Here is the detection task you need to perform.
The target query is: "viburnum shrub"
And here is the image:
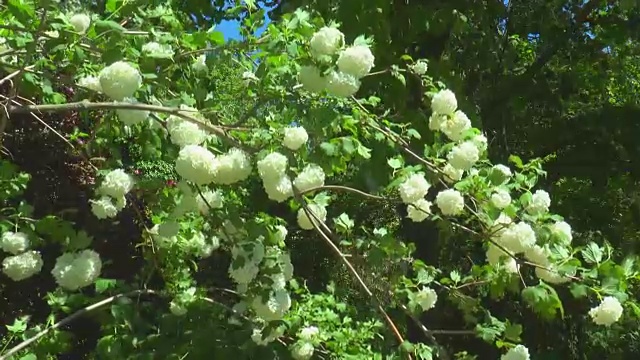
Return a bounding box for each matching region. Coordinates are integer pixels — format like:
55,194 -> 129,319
0,1 -> 638,359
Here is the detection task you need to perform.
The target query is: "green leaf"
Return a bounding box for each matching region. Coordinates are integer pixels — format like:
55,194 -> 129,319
94,19 -> 126,33
503,323 -> 522,342
581,242 -> 603,264
19,354 -> 37,360
357,144 -> 372,159
334,213 -> 355,231
387,157 -> 403,169
508,155 -> 524,169
8,0 -> 35,22
105,0 -> 119,12
569,283 -> 589,298
95,278 -> 117,294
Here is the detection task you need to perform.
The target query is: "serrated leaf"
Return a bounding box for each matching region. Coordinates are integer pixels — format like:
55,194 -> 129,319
581,242 -> 603,264
508,155 -> 523,169
387,157 -> 403,169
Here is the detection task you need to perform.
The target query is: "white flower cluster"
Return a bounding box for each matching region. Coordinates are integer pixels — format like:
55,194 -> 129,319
141,41 -> 174,59
435,189 -> 465,216
2,251 -> 43,281
407,198 -> 432,222
195,189 -> 224,215
52,249 -> 102,290
447,141 -> 480,170
550,221 -> 572,246
309,27 -> 344,58
91,169 -> 134,219
325,70 -> 361,97
77,75 -> 102,92
411,60 -> 428,75
297,203 -> 328,230
258,152 -> 293,202
69,13 -> 91,33
283,126 -> 309,150
486,244 -> 518,274
175,145 -> 217,185
293,164 -> 325,193
291,341 -> 315,360
501,345 -> 530,360
336,45 -> 375,78
98,61 -> 142,100
116,97 -> 149,126
588,296 -> 623,326
1,231 -> 30,255
192,54 -> 207,73
415,287 -> 438,312
212,148 -> 252,185
166,106 -> 210,147
526,189 -> 551,215
491,188 -> 511,209
398,173 -> 431,204
442,163 -> 463,183
298,66 -> 326,93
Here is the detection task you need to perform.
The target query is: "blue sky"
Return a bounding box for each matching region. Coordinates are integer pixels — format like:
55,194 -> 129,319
216,9 -> 271,41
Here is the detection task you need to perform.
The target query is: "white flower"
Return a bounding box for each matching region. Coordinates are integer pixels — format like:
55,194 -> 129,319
298,66 -> 326,93
77,75 -> 102,92
274,225 -> 288,243
472,133 -> 488,152
309,26 -> 344,58
116,98 -> 149,126
283,126 -> 309,150
486,244 -> 518,273
501,345 -> 530,360
99,61 -> 142,100
293,164 -> 325,193
69,14 -> 91,33
441,110 -> 471,141
280,253 -> 294,280
291,341 -> 314,360
257,152 -> 289,181
263,175 -> 294,202
415,287 -> 438,311
175,145 -> 218,185
297,203 -> 327,230
411,60 -> 428,75
428,113 -> 447,131
192,54 -> 207,73
492,164 -> 512,181
212,148 -> 252,185
527,190 -> 551,215
252,289 -> 291,321
336,45 -> 375,78
2,251 -> 43,281
141,41 -> 174,58
398,173 -> 431,205
524,244 -> 550,265
535,266 -> 572,284
90,196 -> 122,219
551,221 -> 572,245
229,261 -> 260,285
166,112 -> 208,147
325,71 -> 360,97
435,189 -> 464,216
491,213 -> 513,236
498,222 -> 536,254
195,189 -> 223,214
447,141 -> 480,171
98,169 -> 134,198
170,301 -> 188,316
431,89 -> 457,115
52,250 -> 102,290
299,326 -> 320,341
442,163 -> 463,183
589,296 -> 623,326
407,198 -> 432,222
1,231 -> 30,255
491,188 -> 511,209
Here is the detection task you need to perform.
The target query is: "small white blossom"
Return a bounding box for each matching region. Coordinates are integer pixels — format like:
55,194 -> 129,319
527,189 -> 551,215
428,113 -> 447,131
298,65 -> 326,93
491,188 -> 511,209
415,287 -> 438,311
498,222 -> 536,254
442,163 -> 463,183
77,75 -> 102,92
141,41 -> 174,58
501,345 -> 530,360
116,98 -> 149,126
551,221 -> 572,245
257,152 -> 289,181
293,164 -> 325,193
472,133 -> 488,152
175,145 -> 218,185
325,71 -> 361,97
91,196 -> 120,219
336,45 -> 375,78
435,189 -> 464,216
407,198 -> 432,222
69,14 -> 91,33
99,61 -> 142,100
166,110 -> 209,148
447,141 -> 480,171
196,189 -> 224,214
411,60 -> 428,75
398,173 -> 431,205
98,169 -> 134,198
52,250 -> 102,290
486,244 -> 518,273
192,54 -> 207,73
1,231 -> 30,255
291,341 -> 314,360
264,175 -> 294,202
441,110 -> 471,141
431,89 -> 457,115
2,251 -> 43,281
283,126 -> 309,150
492,164 -> 512,182
299,326 -> 320,341
212,148 -> 252,185
242,71 -> 259,84
589,296 -> 623,326
309,26 -> 344,58
297,203 -> 327,230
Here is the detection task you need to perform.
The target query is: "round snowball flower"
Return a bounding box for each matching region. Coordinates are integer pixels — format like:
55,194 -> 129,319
166,115 -> 208,148
293,164 -> 325,193
299,326 -> 320,341
52,250 -> 102,290
441,110 -> 472,141
175,145 -> 218,185
77,75 -> 102,92
298,66 -> 326,93
325,71 -> 361,97
1,231 -> 30,255
442,163 -> 463,183
407,199 -> 432,222
98,169 -> 134,198
551,221 -> 572,245
589,296 -> 623,326
472,133 -> 488,152
501,345 -> 530,360
90,196 -> 120,219
398,173 -> 431,205
486,244 -> 518,273
491,188 -> 511,209
141,41 -> 174,58
527,189 -> 551,215
431,89 -> 457,115
498,222 -> 536,254
297,203 -> 327,230
69,14 -> 91,33
212,148 -> 252,185
492,164 -> 512,183
195,189 -> 224,214
264,175 -> 294,202
411,60 -> 428,75
116,98 -> 149,126
336,45 -> 375,78
99,61 -> 142,100
257,152 -> 289,181
291,341 -> 314,360
415,287 -> 438,311
436,189 -> 464,216
447,141 -> 480,171
283,126 -> 309,150
2,251 -> 43,281
309,26 -> 344,58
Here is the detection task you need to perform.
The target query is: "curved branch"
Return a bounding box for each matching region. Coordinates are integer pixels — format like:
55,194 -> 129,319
301,185 -> 387,201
